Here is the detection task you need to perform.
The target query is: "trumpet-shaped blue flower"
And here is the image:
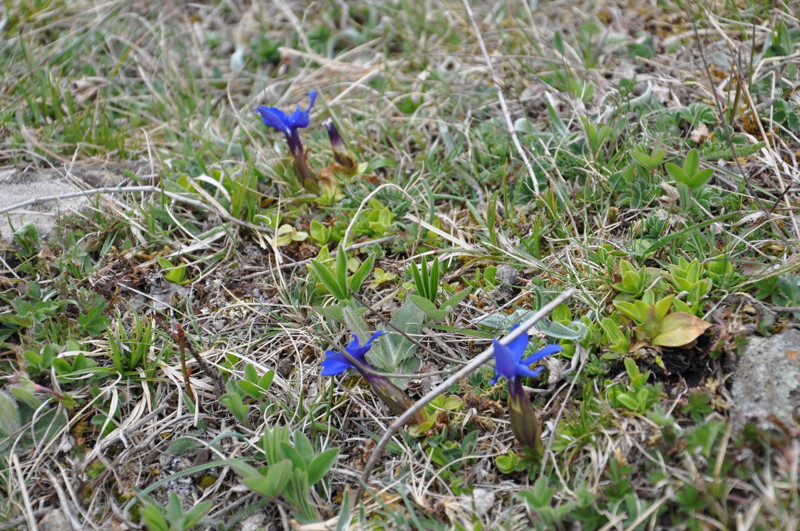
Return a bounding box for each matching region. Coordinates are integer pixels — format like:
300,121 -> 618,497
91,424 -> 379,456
321,330 -> 384,376
256,91 -> 317,158
255,91 -> 320,192
490,325 -> 562,386
491,324 -> 562,451
321,330 -> 425,424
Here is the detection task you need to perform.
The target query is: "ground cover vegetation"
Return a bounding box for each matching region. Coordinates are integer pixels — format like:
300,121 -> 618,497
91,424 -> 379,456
1,0 -> 799,528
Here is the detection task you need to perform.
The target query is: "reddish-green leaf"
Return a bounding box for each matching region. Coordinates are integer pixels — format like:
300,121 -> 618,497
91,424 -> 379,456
651,313 -> 711,347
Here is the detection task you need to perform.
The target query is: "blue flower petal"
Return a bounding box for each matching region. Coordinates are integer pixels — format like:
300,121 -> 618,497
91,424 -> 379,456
322,330 -> 384,377
255,91 -> 317,137
362,330 -> 384,348
255,106 -> 292,135
490,327 -> 561,386
515,365 -> 545,379
492,338 -> 518,382
346,330 -> 385,358
320,351 -> 354,376
287,91 -> 317,128
521,344 -> 563,365
506,329 -> 530,363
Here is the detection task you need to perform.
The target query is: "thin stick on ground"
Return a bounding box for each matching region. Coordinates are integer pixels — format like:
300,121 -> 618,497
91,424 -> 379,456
352,288 -> 575,506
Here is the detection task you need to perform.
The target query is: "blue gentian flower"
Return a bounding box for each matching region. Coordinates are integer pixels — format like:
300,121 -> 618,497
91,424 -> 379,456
490,326 -> 563,386
256,91 -> 317,158
320,331 -> 384,376
321,330 -> 425,424
255,91 -> 319,192
491,324 -> 562,451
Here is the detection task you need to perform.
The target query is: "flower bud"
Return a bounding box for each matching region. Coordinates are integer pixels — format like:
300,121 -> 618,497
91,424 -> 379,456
323,119 -> 357,172
507,380 -> 541,451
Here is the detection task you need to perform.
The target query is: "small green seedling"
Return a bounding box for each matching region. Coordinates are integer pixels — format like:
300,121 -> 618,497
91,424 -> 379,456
665,149 -> 714,191
667,258 -> 712,315
613,291 -> 711,347
139,492 -> 214,531
238,426 -> 339,522
309,246 -> 375,303
407,251 -> 473,321
631,145 -> 666,173
612,260 -> 661,300
581,117 -> 612,159
275,224 -> 309,247
606,358 -> 663,413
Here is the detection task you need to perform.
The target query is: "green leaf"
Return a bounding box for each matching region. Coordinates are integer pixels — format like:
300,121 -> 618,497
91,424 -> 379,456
618,260 -> 636,276
613,300 -> 643,323
672,299 -> 693,314
52,358 -> 73,375
314,305 -> 348,322
243,460 -> 292,498
641,305 -> 661,338
654,295 -> 674,321
219,393 -> 250,425
537,320 -> 587,340
336,489 -> 351,531
167,437 -> 204,455
139,499 -> 169,531
294,432 -> 315,463
0,314 -> 33,327
600,318 -> 629,353
237,381 -> 264,400
651,313 -> 712,347
684,148 -> 700,176
309,221 -> 329,245
687,168 -> 714,190
182,500 -> 213,529
158,258 -> 187,285
335,248 -> 348,292
624,357 -> 642,381
10,386 -> 41,409
307,448 -> 339,485
310,259 -> 348,301
259,369 -> 275,390
631,150 -> 663,170
382,301 -> 424,364
411,260 -> 424,298
77,306 -> 109,336
519,476 -> 554,507
620,271 -> 643,293
429,257 -> 440,300
0,392 -> 20,437
409,294 -> 439,316
348,253 -> 376,294
440,287 -> 472,311
279,442 -> 306,470
496,450 -> 521,475
616,392 -> 639,410
664,162 -> 688,183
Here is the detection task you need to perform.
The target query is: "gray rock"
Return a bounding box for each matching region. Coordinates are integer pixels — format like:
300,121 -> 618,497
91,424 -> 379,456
731,328 -> 800,428
38,508 -> 73,531
0,162 -> 151,245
